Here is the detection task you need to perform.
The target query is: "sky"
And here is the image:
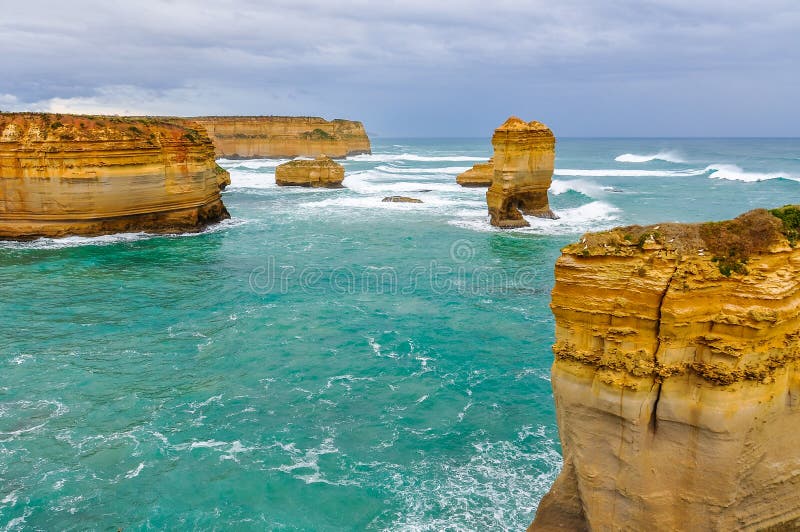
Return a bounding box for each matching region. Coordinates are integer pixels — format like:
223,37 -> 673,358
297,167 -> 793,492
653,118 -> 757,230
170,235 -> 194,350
1,0 -> 798,137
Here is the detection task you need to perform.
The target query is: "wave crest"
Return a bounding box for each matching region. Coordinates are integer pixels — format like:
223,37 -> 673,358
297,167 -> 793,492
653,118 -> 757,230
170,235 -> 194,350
615,151 -> 685,163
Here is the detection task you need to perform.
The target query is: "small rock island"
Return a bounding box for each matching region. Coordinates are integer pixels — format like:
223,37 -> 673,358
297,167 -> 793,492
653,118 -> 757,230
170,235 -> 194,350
275,155 -> 345,188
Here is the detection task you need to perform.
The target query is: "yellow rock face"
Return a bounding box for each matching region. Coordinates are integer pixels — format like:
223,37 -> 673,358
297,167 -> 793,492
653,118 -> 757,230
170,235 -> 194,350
0,113 -> 230,240
456,158 -> 494,187
486,117 -> 556,227
274,155 -> 345,188
191,116 -> 371,159
532,208 -> 800,531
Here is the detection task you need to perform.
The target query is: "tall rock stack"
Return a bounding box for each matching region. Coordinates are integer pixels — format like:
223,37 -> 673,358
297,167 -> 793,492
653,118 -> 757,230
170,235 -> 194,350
532,207 -> 800,531
486,117 -> 557,227
0,113 -> 230,240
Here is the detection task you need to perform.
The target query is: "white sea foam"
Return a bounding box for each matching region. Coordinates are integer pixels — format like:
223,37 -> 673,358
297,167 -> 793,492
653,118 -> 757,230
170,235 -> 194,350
449,201 -> 620,235
615,151 -> 686,163
348,153 -> 487,163
550,179 -> 608,197
0,218 -> 246,250
374,165 -> 471,175
555,168 -> 705,178
704,163 -> 797,182
217,158 -> 290,170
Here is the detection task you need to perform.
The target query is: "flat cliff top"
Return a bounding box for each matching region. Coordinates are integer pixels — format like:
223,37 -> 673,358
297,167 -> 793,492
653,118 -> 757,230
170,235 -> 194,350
0,112 -> 208,144
278,156 -> 343,168
495,116 -> 553,135
189,116 -> 364,125
567,206 -> 800,265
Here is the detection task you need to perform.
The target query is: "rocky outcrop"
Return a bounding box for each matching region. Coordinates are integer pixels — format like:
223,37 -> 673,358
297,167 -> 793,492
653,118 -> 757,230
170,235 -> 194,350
486,117 -> 556,227
456,158 -> 494,187
0,113 -> 230,240
275,155 -> 344,188
532,207 -> 800,531
191,116 -> 371,159
382,196 -> 422,203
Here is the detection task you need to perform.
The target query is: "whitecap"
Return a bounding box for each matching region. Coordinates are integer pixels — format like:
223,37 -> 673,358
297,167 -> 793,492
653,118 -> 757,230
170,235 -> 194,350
374,165 -> 471,175
704,163 -> 797,182
615,151 -> 685,163
348,153 -> 488,163
449,201 -> 620,235
550,179 -> 608,197
555,168 -> 705,178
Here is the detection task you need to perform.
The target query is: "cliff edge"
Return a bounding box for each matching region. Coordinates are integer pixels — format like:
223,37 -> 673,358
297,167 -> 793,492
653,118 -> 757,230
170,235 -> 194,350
0,113 -> 230,239
191,116 -> 371,159
532,207 -> 800,531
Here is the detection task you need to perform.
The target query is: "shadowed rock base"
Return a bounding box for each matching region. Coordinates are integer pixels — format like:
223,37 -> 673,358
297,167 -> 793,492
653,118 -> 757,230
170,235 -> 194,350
0,199 -> 229,240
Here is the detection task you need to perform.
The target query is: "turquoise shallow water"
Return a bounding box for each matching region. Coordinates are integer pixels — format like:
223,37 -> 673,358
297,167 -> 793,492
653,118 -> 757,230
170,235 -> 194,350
1,137 -> 799,530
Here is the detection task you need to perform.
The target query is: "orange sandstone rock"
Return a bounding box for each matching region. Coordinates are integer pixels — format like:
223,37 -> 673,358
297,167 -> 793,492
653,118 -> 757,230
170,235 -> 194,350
191,116 -> 371,159
532,207 -> 800,531
486,117 -> 556,227
456,158 -> 494,187
0,113 -> 230,240
274,155 -> 345,188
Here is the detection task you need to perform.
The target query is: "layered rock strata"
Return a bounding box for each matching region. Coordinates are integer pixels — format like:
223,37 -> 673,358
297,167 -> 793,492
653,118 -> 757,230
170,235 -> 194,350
274,155 -> 345,188
191,116 -> 371,159
0,113 -> 230,240
456,158 -> 494,187
382,196 -> 422,203
486,117 -> 556,227
532,207 -> 800,531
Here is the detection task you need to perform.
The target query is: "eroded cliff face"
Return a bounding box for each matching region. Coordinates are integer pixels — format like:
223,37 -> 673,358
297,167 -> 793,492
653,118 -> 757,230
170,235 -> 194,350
0,113 -> 230,239
275,155 -> 345,188
191,116 -> 371,159
487,117 -> 556,227
532,207 -> 800,531
456,158 -> 494,187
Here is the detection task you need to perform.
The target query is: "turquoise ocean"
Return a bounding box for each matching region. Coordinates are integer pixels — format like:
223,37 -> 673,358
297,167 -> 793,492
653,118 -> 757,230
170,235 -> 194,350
1,138 -> 799,530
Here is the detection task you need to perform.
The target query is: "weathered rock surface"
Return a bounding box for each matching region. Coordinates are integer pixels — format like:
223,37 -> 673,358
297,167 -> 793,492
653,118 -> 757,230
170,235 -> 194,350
382,196 -> 422,203
486,117 -> 556,227
191,116 -> 371,159
456,158 -> 494,187
532,207 -> 800,531
0,113 -> 230,240
274,155 -> 345,188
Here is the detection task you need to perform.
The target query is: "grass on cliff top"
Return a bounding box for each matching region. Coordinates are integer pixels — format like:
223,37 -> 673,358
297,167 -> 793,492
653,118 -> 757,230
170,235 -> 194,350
574,207 -> 799,276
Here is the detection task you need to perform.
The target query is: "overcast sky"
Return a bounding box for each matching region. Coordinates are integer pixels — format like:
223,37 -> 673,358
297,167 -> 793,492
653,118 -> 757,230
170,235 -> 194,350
1,0 -> 798,136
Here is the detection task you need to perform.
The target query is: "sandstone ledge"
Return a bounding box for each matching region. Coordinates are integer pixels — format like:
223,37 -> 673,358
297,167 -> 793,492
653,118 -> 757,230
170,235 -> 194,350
275,155 -> 345,188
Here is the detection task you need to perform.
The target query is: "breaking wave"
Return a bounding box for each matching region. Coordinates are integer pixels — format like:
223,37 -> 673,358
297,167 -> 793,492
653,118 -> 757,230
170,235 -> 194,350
615,151 -> 685,163
348,153 -> 488,163
704,164 -> 797,182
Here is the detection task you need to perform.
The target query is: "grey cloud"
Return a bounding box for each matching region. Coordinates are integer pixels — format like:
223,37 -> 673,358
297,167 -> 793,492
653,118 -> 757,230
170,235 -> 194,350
0,0 -> 797,135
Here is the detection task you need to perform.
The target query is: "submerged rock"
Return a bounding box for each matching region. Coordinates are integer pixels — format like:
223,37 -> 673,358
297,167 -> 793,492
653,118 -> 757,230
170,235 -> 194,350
275,155 -> 345,188
190,116 -> 371,159
532,207 -> 800,531
382,196 -> 422,203
0,112 -> 230,240
486,117 -> 557,227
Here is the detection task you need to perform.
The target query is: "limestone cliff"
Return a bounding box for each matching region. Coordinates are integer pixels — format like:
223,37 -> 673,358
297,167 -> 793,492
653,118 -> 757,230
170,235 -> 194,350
532,207 -> 800,531
0,113 -> 230,239
275,155 -> 345,188
191,116 -> 371,159
487,117 -> 556,227
456,158 -> 494,187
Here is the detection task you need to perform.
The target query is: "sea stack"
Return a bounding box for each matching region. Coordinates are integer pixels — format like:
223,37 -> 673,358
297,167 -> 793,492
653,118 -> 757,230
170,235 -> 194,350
0,113 -> 230,240
191,116 -> 371,159
532,207 -> 800,531
275,155 -> 345,188
456,158 -> 494,187
486,117 -> 556,227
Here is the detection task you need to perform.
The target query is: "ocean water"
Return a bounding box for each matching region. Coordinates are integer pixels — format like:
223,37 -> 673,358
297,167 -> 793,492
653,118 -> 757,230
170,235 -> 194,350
1,137 -> 799,530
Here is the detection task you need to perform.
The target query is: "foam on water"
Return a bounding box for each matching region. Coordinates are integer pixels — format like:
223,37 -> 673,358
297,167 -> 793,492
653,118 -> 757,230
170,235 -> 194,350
550,179 -> 607,197
704,163 -> 797,182
449,201 -> 621,235
374,165 -> 471,175
348,153 -> 488,163
615,151 -> 685,163
0,218 -> 247,250
555,168 -> 705,178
